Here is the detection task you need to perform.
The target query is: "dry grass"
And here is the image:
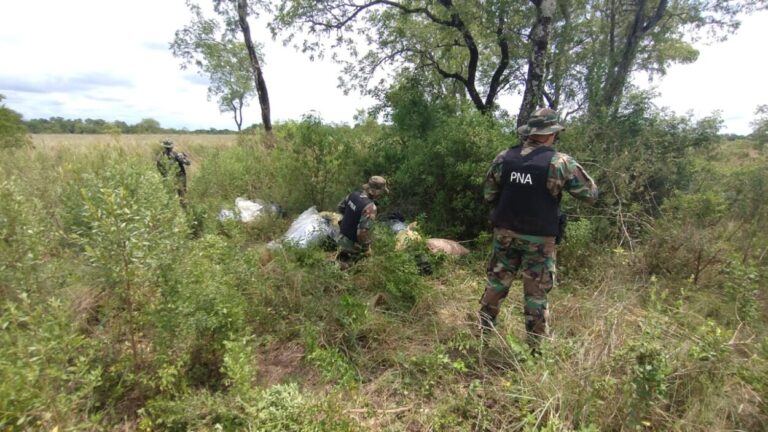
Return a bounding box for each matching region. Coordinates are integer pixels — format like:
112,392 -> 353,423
31,133 -> 237,155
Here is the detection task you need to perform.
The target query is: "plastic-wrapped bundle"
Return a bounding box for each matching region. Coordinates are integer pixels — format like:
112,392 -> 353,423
395,222 -> 422,251
270,207 -> 338,249
218,197 -> 283,223
387,220 -> 408,233
425,238 -> 470,256
382,212 -> 408,233
218,209 -> 237,221
235,197 -> 267,222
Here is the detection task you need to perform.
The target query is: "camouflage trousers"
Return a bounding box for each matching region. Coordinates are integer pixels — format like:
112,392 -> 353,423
176,179 -> 188,209
480,228 -> 556,347
335,234 -> 365,269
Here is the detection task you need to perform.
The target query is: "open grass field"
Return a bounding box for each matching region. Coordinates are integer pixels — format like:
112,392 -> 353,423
31,133 -> 237,152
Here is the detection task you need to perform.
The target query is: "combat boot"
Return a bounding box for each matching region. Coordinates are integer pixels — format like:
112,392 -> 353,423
478,309 -> 497,335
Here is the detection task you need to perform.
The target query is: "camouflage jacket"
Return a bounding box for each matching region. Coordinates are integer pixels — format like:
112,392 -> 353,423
156,150 -> 191,178
336,192 -> 378,252
484,141 -> 598,243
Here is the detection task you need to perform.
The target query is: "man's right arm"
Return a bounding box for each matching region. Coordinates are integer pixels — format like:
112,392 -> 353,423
156,154 -> 168,176
483,151 -> 507,205
337,195 -> 349,214
356,203 -> 377,253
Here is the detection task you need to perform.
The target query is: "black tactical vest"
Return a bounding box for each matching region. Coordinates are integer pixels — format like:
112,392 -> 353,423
492,145 -> 560,236
340,191 -> 373,242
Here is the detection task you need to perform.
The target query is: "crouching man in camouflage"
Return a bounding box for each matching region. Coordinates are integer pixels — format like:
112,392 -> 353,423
335,176 -> 390,268
156,139 -> 191,208
479,108 -> 598,353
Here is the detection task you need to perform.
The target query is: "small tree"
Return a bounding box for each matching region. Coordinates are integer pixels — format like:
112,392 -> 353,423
750,104 -> 768,148
173,1 -> 272,136
0,94 -> 30,149
172,4 -> 257,131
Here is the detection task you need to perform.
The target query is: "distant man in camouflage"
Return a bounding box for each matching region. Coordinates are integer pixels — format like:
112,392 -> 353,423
156,139 -> 191,207
479,108 -> 598,352
336,176 -> 390,267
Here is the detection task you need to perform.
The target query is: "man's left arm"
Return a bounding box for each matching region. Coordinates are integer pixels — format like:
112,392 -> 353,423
337,195 -> 349,214
356,203 -> 377,253
548,153 -> 598,204
176,152 -> 191,166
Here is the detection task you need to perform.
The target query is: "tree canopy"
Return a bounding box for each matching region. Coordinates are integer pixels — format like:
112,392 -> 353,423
272,0 -> 767,120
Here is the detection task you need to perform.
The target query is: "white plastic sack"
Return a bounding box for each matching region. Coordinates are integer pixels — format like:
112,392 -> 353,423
235,197 -> 266,222
387,220 -> 408,233
218,209 -> 236,221
279,206 -> 335,248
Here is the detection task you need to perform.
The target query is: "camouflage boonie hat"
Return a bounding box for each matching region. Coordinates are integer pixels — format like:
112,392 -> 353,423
528,108 -> 564,136
162,139 -> 174,148
517,124 -> 531,139
366,176 -> 390,194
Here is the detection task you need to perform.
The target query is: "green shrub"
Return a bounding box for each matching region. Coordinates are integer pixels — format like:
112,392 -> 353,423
0,179 -> 48,298
273,115 -> 361,212
0,94 -> 30,149
149,234 -> 254,393
0,296 -> 101,431
369,107 -> 506,237
139,384 -> 357,431
58,157 -> 190,412
353,227 -> 428,310
644,191 -> 731,287
303,324 -> 360,386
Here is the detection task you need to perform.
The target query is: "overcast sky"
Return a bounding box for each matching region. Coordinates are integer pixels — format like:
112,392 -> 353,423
1,1 -> 766,134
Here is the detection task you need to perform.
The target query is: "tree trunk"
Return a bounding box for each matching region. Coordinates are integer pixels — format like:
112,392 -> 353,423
518,0 -> 556,127
600,0 -> 668,111
236,0 -> 273,142
230,99 -> 243,131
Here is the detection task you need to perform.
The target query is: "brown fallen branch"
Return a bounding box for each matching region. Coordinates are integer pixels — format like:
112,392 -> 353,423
345,406 -> 413,414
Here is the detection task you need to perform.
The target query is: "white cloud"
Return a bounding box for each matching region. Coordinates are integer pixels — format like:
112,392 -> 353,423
0,1 -> 765,133
639,10 -> 768,134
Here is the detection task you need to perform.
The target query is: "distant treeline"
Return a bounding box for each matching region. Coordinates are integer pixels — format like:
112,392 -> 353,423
23,117 -> 235,135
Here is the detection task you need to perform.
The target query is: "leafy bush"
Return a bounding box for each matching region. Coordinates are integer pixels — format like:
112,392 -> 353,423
0,296 -> 101,431
0,94 -> 30,149
561,91 -> 721,241
153,234 -> 251,390
369,105 -> 507,237
0,179 -> 48,298
644,191 -> 731,287
353,227 -> 429,310
139,384 -> 356,431
56,157 -> 192,414
273,115 -> 363,212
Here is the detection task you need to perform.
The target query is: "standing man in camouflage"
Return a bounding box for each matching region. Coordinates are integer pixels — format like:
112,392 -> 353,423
156,139 -> 191,208
336,176 -> 390,268
479,108 -> 598,353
